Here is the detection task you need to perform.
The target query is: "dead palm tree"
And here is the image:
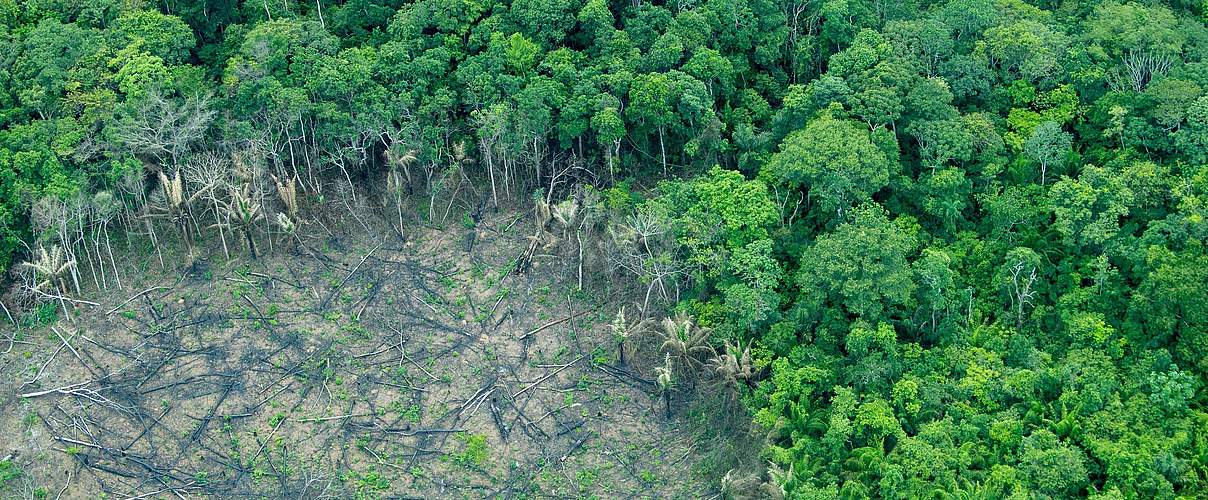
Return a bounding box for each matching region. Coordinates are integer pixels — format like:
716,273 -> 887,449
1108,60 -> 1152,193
520,194 -> 556,271
764,462 -> 792,500
550,197 -> 579,238
271,173 -> 299,218
385,146 -> 418,187
720,469 -> 763,500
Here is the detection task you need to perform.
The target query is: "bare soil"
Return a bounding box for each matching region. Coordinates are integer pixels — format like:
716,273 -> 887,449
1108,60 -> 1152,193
0,207 -> 726,498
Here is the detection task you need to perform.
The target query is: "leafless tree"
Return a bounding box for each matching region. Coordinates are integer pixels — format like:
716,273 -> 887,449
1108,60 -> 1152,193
185,151 -> 234,259
31,197 -> 82,294
608,204 -> 691,314
1006,259 -> 1038,330
1107,49 -> 1177,92
115,165 -> 165,270
109,90 -> 215,170
91,191 -> 122,290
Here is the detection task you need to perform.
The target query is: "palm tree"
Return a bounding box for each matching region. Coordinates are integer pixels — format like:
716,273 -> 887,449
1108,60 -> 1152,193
155,169 -> 203,262
764,461 -> 793,500
655,353 -> 674,419
843,438 -> 887,485
659,312 -> 716,373
941,477 -> 1000,500
550,197 -> 579,239
707,339 -> 754,397
18,245 -> 77,318
719,469 -> 763,500
271,173 -> 299,218
609,306 -> 651,366
216,183 -> 265,259
384,146 -> 417,234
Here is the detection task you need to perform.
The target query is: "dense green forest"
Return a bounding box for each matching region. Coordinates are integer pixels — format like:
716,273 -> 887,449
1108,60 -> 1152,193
2,0 -> 1208,497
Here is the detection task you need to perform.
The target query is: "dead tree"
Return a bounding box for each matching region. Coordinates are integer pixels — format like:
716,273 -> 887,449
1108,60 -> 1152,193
91,191 -> 122,290
115,166 -> 165,270
185,151 -> 234,259
108,90 -> 214,170
608,204 -> 690,315
31,197 -> 82,294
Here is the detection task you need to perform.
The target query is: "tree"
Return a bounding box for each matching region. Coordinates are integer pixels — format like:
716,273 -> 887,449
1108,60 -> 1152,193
111,10 -> 195,64
1019,430 -> 1089,497
913,248 -> 957,334
1082,1 -> 1185,92
627,72 -> 675,174
908,118 -> 973,173
1132,247 -> 1208,377
763,108 -> 893,216
15,245 -> 77,319
1049,165 -> 1133,251
917,167 -> 970,232
981,19 -> 1067,84
798,203 -> 918,320
108,90 -> 214,170
659,312 -> 715,374
591,104 -> 625,179
1023,121 -> 1071,186
997,247 -> 1041,330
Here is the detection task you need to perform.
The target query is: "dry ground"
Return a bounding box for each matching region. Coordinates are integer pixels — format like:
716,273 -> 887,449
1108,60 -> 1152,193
0,206 -> 739,498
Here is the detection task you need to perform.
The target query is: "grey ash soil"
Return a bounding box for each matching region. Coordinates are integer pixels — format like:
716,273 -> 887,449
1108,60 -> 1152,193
0,209 -> 731,498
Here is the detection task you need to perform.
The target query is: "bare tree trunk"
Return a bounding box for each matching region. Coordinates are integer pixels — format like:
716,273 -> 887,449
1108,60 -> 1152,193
212,198 -> 230,260
245,230 -> 258,260
340,164 -> 357,203
81,227 -> 101,291
659,127 -> 667,176
396,184 -> 404,237
483,138 -> 498,208
441,175 -> 463,223
576,229 -> 584,291
145,217 -> 165,270
104,224 -> 121,289
92,228 -> 107,290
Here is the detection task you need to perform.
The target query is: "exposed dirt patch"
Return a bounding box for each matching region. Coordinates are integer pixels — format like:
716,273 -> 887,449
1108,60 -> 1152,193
0,209 -> 719,498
